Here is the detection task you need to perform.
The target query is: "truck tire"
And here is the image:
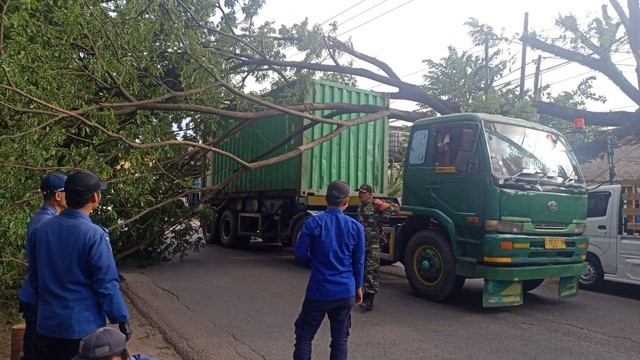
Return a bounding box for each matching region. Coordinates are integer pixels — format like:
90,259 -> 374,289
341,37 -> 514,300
219,210 -> 250,248
522,279 -> 544,292
203,213 -> 220,244
290,216 -> 308,250
579,253 -> 604,290
404,230 -> 464,302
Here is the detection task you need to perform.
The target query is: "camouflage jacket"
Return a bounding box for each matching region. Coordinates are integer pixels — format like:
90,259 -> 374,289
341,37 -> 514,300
357,198 -> 400,242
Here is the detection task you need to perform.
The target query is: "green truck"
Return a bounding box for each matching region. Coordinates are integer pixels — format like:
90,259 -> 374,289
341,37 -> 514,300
206,80 -> 390,249
397,113 -> 588,306
206,81 -> 589,307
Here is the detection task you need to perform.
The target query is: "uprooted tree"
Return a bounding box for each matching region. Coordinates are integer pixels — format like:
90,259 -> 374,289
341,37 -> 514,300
1,0 -> 639,298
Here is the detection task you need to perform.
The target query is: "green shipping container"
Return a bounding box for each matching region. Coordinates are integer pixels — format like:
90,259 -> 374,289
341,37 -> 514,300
210,80 -> 389,196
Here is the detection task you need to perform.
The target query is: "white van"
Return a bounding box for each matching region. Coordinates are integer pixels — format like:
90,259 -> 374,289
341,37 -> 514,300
581,184 -> 640,289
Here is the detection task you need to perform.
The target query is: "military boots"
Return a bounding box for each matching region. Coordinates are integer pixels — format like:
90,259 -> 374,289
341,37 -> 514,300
360,292 -> 375,310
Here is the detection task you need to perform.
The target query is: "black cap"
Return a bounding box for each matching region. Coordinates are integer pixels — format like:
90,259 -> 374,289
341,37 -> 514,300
72,327 -> 126,360
326,180 -> 350,202
358,184 -> 373,194
65,170 -> 107,195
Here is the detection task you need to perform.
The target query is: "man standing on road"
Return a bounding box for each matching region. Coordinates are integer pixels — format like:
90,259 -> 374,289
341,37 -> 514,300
293,180 -> 365,360
19,173 -> 67,360
29,170 -> 131,360
357,184 -> 399,310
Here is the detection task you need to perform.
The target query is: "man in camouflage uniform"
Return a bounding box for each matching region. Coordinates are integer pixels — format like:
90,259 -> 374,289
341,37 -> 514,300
357,184 -> 399,310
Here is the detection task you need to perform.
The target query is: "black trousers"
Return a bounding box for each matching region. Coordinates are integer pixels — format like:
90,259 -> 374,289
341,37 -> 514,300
18,300 -> 37,360
37,334 -> 80,360
293,296 -> 353,360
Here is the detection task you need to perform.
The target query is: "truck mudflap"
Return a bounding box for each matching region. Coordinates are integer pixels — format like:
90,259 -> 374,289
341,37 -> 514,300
483,280 -> 524,307
482,275 -> 580,307
480,263 -> 585,307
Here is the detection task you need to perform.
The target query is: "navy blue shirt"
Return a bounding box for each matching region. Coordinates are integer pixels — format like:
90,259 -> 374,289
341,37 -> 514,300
18,203 -> 57,304
294,207 -> 365,301
28,208 -> 129,339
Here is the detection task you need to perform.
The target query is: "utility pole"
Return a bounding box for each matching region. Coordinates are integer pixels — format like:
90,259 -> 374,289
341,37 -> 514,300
484,34 -> 490,96
533,55 -> 542,101
519,12 -> 529,99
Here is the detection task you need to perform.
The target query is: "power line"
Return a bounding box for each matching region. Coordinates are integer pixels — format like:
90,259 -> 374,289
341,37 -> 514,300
338,0 -> 414,36
320,0 -> 368,25
336,0 -> 389,28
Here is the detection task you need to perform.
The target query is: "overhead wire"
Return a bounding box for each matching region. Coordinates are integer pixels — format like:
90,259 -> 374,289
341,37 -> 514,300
338,0 -> 415,36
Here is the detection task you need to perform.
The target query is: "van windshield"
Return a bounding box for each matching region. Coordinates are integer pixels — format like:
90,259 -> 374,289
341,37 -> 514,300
483,120 -> 584,191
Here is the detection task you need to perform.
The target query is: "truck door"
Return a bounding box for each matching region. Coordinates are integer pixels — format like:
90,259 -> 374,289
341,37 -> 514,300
586,189 -> 616,273
404,122 -> 484,245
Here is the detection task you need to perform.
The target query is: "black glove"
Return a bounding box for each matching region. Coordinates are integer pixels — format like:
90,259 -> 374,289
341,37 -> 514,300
119,321 -> 133,341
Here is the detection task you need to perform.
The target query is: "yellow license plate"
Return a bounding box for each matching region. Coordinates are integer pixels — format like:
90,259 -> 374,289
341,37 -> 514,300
545,237 -> 566,249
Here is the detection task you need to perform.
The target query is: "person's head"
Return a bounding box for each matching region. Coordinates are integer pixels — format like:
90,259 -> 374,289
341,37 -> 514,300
39,173 -> 67,212
357,184 -> 373,202
64,170 -> 107,211
325,180 -> 351,209
72,327 -> 130,360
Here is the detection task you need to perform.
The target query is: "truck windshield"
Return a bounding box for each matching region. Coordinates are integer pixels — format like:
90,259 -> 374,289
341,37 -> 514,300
484,120 -> 584,192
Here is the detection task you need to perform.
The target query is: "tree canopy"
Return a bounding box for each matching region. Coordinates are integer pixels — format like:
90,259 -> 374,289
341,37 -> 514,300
1,0 -> 639,299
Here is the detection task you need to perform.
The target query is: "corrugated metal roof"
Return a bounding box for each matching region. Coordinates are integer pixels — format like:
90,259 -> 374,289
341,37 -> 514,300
580,137 -> 640,184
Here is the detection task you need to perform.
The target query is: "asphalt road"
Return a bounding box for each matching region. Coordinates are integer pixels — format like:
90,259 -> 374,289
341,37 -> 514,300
121,242 -> 640,360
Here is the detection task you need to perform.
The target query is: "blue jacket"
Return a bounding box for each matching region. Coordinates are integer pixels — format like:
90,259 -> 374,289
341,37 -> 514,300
28,208 -> 129,339
294,207 -> 365,301
18,203 -> 57,304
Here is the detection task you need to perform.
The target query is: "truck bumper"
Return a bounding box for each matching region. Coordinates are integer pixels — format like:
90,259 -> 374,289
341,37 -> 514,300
475,262 -> 587,281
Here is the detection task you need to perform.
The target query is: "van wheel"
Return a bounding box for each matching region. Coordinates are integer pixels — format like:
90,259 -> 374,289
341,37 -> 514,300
219,210 -> 250,248
404,230 -> 463,302
579,253 -> 604,290
523,279 -> 544,292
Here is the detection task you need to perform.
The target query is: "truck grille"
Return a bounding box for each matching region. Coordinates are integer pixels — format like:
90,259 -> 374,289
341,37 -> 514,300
532,223 -> 566,230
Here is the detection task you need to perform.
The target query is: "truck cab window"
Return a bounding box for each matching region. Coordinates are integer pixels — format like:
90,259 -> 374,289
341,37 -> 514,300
432,126 -> 464,167
587,191 -> 611,218
408,129 -> 429,165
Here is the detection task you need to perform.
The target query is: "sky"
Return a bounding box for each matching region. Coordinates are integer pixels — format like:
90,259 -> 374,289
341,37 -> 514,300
255,0 -> 638,115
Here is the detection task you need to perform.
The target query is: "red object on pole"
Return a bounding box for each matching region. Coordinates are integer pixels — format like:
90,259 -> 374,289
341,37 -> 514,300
573,117 -> 585,129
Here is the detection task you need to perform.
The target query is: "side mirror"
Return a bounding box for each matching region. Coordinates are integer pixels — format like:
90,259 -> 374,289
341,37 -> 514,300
455,129 -> 478,172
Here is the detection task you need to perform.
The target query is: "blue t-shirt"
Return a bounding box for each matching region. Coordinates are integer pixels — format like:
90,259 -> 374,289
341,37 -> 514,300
294,207 -> 365,301
28,208 -> 129,339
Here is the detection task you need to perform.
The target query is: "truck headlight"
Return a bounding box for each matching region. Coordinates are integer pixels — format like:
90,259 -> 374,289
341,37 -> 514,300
574,223 -> 586,234
484,220 -> 524,233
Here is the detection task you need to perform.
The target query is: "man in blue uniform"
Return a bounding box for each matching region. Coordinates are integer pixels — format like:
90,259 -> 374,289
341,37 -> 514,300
293,180 -> 365,360
18,173 -> 67,360
28,170 -> 131,360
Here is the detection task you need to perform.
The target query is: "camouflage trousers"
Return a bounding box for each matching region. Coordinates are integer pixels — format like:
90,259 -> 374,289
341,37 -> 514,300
363,241 -> 381,294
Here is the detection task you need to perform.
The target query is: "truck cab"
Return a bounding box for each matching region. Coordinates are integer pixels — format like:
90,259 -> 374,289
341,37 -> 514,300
581,184 -> 640,289
395,113 -> 589,307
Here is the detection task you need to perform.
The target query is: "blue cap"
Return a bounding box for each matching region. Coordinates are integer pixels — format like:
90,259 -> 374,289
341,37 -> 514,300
72,327 -> 126,359
40,173 -> 67,194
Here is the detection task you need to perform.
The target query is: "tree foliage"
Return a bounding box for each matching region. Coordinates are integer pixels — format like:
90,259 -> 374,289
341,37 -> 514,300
2,0 -> 640,302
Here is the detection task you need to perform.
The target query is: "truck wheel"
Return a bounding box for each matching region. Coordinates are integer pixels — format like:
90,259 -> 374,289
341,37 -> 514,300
219,210 -> 250,248
579,253 -> 604,290
203,213 -> 220,245
290,216 -> 308,250
523,279 -> 544,292
404,230 -> 463,302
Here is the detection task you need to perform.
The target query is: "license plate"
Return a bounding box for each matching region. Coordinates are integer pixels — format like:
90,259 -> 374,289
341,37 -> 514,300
545,237 -> 566,249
